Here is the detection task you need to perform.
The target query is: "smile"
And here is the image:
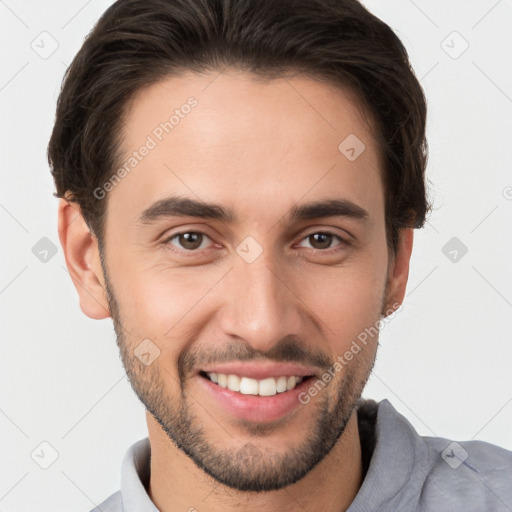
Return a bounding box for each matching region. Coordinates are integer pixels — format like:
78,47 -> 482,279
197,368 -> 316,423
203,371 -> 309,396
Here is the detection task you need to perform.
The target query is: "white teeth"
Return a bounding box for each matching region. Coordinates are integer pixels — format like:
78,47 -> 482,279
240,377 -> 259,395
217,373 -> 227,388
205,373 -> 306,396
227,374 -> 240,392
258,377 -> 277,396
276,376 -> 287,393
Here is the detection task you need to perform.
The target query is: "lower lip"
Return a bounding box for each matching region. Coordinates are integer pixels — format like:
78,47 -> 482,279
198,375 -> 312,423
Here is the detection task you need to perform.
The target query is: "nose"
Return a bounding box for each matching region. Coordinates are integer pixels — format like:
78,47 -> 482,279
217,248 -> 304,353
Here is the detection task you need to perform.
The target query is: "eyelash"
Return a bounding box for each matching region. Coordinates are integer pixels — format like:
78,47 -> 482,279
162,230 -> 349,255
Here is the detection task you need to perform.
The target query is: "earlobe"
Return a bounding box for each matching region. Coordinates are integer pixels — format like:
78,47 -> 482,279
383,228 -> 414,316
57,198 -> 111,320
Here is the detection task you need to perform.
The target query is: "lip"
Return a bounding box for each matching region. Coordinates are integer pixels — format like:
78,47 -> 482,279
197,372 -> 313,423
198,362 -> 318,380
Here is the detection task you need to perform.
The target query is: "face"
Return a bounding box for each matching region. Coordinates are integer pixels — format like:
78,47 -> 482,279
96,69 -> 397,491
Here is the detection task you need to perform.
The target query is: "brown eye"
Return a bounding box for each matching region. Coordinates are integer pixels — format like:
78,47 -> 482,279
167,231 -> 212,251
298,232 -> 346,251
309,233 -> 333,249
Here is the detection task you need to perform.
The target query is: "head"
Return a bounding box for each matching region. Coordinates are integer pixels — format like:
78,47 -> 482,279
50,0 -> 430,493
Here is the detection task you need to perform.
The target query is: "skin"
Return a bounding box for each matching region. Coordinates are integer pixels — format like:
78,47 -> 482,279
58,69 -> 413,512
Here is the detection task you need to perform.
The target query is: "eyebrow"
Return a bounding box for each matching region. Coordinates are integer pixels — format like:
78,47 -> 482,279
136,196 -> 369,225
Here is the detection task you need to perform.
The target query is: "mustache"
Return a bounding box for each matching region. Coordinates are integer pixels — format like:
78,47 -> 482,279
178,336 -> 333,382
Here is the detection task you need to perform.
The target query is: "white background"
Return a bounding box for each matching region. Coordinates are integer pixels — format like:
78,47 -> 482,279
0,1 -> 511,511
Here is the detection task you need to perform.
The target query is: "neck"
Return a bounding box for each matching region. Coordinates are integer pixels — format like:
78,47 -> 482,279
147,410 -> 363,512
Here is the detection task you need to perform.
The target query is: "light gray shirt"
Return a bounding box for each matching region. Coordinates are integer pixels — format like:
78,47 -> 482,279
90,399 -> 512,511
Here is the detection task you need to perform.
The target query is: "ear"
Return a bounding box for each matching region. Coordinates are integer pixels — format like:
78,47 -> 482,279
57,198 -> 111,320
383,228 -> 414,316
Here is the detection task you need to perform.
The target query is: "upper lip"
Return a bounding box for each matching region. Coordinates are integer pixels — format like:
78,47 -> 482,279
198,362 -> 318,380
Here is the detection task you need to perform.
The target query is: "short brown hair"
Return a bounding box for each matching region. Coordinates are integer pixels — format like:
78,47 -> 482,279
48,0 -> 430,254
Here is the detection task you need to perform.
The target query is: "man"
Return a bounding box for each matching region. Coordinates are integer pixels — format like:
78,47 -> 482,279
48,0 -> 512,510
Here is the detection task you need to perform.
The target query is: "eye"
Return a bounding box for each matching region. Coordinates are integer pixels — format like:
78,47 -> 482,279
163,229 -> 348,255
297,232 -> 347,251
165,231 -> 213,252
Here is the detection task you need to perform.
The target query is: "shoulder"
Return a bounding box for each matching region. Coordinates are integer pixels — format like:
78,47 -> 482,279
357,398 -> 512,511
418,435 -> 512,510
89,490 -> 122,512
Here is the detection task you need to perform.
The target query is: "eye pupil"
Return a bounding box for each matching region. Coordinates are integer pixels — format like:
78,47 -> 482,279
180,232 -> 202,250
310,233 -> 332,249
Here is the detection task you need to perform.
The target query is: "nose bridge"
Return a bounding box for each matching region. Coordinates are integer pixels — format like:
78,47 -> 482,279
219,246 -> 302,351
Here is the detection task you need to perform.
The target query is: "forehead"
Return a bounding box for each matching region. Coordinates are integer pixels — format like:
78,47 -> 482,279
109,69 -> 384,228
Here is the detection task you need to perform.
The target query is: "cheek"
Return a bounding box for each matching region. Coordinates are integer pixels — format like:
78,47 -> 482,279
301,258 -> 387,333
109,259 -> 225,348
294,269 -> 386,387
